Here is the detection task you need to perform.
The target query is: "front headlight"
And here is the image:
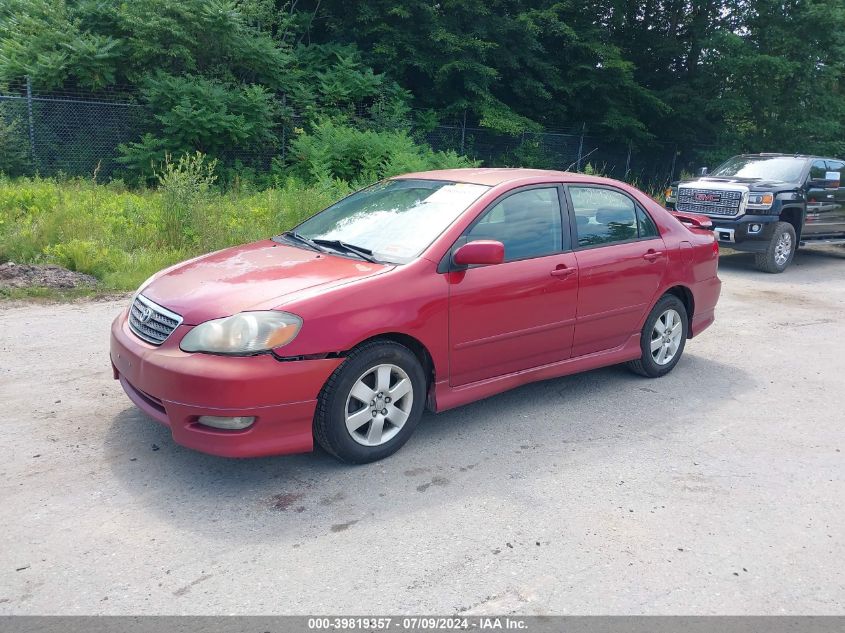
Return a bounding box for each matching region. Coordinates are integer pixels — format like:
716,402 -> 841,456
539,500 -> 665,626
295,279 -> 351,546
747,192 -> 774,208
665,186 -> 677,203
180,311 -> 303,355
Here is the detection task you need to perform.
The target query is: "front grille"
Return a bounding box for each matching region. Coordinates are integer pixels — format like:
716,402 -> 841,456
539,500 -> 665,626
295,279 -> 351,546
128,295 -> 182,345
676,187 -> 745,217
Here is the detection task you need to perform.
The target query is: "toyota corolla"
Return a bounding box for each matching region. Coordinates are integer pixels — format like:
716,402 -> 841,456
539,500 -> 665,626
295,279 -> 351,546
110,169 -> 721,463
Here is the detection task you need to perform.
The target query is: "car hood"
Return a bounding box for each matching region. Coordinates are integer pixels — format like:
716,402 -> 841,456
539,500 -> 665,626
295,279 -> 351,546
680,176 -> 796,189
141,240 -> 391,324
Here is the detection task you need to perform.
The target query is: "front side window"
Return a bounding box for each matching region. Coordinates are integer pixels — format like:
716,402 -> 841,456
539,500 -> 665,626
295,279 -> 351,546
292,179 -> 490,263
465,187 -> 563,261
809,160 -> 828,181
570,186 -> 640,246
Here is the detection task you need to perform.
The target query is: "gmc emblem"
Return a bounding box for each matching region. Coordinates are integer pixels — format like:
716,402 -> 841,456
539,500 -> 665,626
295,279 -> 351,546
695,192 -> 721,202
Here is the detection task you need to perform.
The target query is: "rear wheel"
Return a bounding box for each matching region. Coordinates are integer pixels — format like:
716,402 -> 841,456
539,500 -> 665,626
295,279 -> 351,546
755,221 -> 796,273
313,340 -> 426,463
627,294 -> 688,378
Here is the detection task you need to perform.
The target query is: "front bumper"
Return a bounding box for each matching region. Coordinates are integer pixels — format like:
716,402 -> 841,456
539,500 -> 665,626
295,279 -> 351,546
703,215 -> 779,253
110,310 -> 343,457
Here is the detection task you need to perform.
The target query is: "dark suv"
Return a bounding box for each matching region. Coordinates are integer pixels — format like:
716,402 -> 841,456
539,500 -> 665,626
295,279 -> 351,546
665,154 -> 845,272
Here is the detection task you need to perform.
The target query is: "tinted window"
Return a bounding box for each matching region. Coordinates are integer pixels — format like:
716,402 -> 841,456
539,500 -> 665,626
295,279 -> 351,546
467,188 -> 562,261
570,187 -> 638,246
827,161 -> 845,182
809,160 -> 828,181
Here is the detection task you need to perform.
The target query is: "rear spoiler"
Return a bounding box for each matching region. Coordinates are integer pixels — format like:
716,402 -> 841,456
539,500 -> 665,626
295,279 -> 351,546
671,211 -> 713,229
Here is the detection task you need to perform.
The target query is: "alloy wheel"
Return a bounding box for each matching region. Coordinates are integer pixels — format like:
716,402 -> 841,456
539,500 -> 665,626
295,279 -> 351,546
344,363 -> 414,447
774,232 -> 793,266
650,308 -> 683,366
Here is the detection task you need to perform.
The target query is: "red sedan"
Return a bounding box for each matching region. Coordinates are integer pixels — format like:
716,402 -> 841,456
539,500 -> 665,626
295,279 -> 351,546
110,169 -> 721,463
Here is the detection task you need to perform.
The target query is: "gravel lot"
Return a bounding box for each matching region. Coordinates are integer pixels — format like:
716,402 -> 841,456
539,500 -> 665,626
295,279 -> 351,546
1,247 -> 844,615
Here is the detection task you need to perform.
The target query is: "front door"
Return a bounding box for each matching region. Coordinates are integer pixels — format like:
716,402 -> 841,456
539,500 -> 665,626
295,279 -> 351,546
447,186 -> 579,387
804,159 -> 845,237
566,185 -> 668,357
825,160 -> 845,234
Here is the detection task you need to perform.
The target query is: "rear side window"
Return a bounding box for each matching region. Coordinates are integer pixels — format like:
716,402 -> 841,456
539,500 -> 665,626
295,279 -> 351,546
570,187 -> 639,246
827,160 -> 845,182
466,187 -> 563,261
637,206 -> 659,238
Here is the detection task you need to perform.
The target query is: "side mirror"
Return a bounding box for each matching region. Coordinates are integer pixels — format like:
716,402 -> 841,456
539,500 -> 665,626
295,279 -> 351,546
698,167 -> 709,177
453,240 -> 505,267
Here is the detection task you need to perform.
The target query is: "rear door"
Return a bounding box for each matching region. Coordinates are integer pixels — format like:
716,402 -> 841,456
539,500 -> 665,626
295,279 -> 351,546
566,185 -> 667,357
447,186 -> 579,386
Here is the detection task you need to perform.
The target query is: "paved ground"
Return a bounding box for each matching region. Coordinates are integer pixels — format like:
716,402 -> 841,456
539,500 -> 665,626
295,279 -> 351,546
1,247 -> 844,615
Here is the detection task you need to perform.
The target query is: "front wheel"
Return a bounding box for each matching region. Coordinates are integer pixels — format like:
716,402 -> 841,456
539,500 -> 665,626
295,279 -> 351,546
755,221 -> 796,273
627,294 -> 688,378
313,340 -> 427,463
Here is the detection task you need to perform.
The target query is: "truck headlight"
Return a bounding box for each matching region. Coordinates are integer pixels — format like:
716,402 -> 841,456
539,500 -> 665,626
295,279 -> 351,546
665,186 -> 677,203
747,193 -> 774,208
180,311 -> 302,355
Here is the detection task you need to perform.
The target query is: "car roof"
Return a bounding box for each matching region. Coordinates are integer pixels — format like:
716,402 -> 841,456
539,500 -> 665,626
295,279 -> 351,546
738,153 -> 833,160
392,168 -> 621,187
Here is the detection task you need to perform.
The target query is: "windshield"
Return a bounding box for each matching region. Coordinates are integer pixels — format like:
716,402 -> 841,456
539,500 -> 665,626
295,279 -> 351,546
710,156 -> 805,182
290,179 -> 490,263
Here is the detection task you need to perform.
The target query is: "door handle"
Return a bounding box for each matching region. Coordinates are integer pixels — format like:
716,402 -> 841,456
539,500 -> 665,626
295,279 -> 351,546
550,265 -> 576,278
642,250 -> 664,262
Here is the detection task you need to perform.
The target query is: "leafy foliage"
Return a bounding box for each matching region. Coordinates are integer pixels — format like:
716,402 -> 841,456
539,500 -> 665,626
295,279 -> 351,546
2,0 -> 845,179
0,0 -> 412,182
155,152 -> 218,248
0,103 -> 30,176
117,74 -> 278,181
289,120 -> 479,186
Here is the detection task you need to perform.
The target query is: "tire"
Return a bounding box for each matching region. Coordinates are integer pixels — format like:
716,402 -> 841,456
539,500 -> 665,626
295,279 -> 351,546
626,294 -> 688,378
313,340 -> 427,464
754,221 -> 796,273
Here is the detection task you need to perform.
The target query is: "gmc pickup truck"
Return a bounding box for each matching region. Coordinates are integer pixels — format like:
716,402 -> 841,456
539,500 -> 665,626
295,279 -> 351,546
665,153 -> 845,272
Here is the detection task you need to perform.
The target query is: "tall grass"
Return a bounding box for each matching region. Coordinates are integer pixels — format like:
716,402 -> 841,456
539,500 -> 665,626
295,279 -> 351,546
1,123 -> 478,293
1,143 -> 669,295
0,166 -> 349,291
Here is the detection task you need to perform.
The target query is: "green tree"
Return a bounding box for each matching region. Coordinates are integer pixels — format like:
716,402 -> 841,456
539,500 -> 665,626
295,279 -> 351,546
313,0 -> 666,139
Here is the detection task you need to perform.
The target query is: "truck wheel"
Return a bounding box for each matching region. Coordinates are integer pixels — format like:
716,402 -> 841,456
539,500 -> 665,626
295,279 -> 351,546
754,222 -> 796,273
313,340 -> 426,463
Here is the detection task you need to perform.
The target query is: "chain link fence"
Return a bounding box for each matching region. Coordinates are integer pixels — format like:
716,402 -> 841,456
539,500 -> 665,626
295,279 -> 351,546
425,124 -> 696,187
1,80 -> 710,188
0,80 -> 150,179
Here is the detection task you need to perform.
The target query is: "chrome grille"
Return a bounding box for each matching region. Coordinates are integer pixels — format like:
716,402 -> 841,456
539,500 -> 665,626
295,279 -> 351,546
676,187 -> 745,217
128,295 -> 182,345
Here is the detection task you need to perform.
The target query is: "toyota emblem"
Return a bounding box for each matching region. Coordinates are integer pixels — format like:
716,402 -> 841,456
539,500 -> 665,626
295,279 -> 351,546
139,306 -> 154,323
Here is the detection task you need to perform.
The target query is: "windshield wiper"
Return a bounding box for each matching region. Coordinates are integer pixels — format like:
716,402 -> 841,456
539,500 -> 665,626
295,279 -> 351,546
312,238 -> 380,263
277,231 -> 328,253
